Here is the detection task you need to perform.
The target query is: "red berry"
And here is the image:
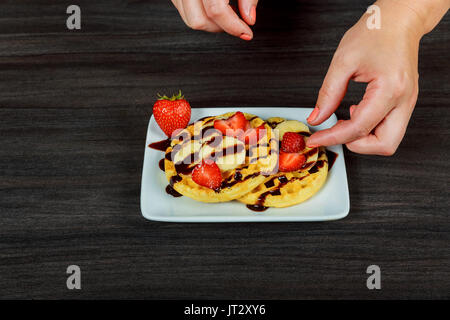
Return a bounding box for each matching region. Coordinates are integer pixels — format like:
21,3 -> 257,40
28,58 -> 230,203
191,160 -> 222,190
240,124 -> 266,144
153,91 -> 191,137
278,151 -> 306,172
213,111 -> 248,138
281,132 -> 305,153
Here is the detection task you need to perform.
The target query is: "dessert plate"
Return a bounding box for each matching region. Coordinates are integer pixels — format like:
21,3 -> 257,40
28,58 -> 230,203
141,107 -> 349,222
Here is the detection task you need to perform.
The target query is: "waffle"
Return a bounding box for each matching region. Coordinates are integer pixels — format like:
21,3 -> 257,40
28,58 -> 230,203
164,112 -> 279,202
238,147 -> 329,208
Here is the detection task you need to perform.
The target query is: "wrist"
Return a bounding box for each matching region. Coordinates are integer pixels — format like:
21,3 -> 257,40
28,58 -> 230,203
374,0 -> 426,39
375,0 -> 449,36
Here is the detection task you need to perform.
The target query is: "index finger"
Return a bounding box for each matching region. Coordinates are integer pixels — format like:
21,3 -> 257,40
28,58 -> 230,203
306,81 -> 396,147
202,0 -> 253,40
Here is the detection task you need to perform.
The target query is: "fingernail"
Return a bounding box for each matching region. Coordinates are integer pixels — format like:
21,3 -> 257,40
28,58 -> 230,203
240,33 -> 252,41
350,106 -> 355,117
307,144 -> 321,148
307,107 -> 320,124
250,6 -> 256,25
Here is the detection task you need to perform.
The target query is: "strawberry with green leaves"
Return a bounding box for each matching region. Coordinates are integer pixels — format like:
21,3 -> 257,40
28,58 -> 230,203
153,91 -> 191,137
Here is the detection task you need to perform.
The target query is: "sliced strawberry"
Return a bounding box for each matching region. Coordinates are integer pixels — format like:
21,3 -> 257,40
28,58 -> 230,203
240,124 -> 266,144
278,151 -> 306,172
191,160 -> 222,190
213,111 -> 248,137
281,132 -> 306,153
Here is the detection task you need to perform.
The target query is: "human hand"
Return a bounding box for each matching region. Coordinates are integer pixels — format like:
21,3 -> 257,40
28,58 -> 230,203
306,1 -> 427,155
170,0 -> 258,40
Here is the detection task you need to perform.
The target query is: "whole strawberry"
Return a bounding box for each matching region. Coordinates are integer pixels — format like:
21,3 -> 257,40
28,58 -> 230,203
153,91 -> 191,137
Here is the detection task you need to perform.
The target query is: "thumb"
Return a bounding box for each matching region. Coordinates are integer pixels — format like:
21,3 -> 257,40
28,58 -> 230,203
306,80 -> 395,147
238,0 -> 259,25
307,56 -> 354,126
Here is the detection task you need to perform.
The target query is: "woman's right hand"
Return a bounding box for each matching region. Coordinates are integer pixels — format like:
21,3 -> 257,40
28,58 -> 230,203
170,0 -> 258,40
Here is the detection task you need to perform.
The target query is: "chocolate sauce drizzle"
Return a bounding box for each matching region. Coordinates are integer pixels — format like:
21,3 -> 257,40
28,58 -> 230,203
326,150 -> 338,171
200,125 -> 215,137
158,159 -> 165,172
247,175 -> 297,212
205,135 -> 222,147
303,148 -> 319,158
148,139 -> 171,152
267,120 -> 284,129
170,175 -> 182,186
246,204 -> 269,212
208,144 -> 245,162
165,185 -> 182,197
246,142 -> 271,157
220,171 -> 260,189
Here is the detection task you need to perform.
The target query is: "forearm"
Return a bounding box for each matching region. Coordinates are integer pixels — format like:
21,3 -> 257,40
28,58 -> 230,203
375,0 -> 449,36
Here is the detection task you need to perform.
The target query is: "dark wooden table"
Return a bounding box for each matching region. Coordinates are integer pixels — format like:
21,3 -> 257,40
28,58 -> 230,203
0,0 -> 448,299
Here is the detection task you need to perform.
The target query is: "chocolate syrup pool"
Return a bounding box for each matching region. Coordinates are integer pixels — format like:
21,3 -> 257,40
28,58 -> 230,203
326,149 -> 338,171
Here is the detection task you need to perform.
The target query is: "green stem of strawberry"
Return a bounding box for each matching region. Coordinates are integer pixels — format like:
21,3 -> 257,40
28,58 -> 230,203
157,90 -> 184,101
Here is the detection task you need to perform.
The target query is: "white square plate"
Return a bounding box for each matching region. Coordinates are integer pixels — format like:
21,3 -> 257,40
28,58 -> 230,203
141,107 -> 349,222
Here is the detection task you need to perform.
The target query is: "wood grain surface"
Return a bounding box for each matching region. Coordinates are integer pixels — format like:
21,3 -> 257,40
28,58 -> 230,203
0,0 -> 448,299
